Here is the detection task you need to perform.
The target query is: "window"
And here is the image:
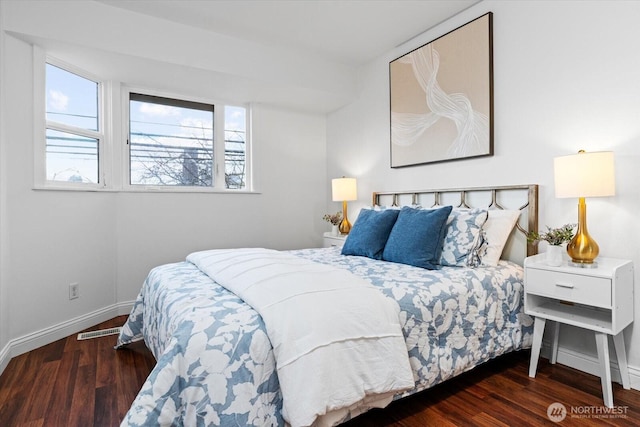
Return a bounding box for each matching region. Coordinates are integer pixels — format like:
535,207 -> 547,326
36,53 -> 250,192
45,63 -> 102,184
127,93 -> 248,190
129,93 -> 214,187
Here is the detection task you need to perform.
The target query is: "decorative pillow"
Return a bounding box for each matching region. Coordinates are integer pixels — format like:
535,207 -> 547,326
341,208 -> 400,260
440,208 -> 489,267
480,209 -> 521,266
382,205 -> 453,269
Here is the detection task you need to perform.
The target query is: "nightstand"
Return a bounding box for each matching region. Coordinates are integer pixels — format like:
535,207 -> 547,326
323,232 -> 347,249
524,254 -> 634,407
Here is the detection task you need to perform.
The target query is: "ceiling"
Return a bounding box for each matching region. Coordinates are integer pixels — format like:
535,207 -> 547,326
97,0 -> 479,66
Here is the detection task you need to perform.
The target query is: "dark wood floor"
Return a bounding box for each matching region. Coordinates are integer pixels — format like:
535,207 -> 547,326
1,317 -> 639,426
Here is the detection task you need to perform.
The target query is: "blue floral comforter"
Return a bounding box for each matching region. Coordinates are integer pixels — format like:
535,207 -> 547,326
116,247 -> 533,426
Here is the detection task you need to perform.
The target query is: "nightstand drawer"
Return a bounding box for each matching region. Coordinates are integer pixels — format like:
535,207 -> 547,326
323,232 -> 347,249
526,268 -> 611,308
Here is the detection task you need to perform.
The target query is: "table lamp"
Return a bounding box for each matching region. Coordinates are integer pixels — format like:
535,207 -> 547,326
332,177 -> 357,234
554,150 -> 615,267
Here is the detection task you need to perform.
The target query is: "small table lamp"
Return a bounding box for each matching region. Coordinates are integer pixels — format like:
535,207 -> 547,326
554,150 -> 615,267
332,177 -> 357,234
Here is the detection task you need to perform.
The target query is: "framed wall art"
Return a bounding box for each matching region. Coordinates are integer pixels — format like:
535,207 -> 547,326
389,12 -> 493,167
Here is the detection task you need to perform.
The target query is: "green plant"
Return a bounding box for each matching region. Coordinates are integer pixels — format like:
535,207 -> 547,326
527,224 -> 576,246
322,212 -> 342,226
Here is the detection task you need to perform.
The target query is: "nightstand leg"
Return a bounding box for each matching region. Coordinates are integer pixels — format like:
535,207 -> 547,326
550,321 -> 560,364
613,332 -> 631,390
595,332 -> 614,408
529,317 -> 546,378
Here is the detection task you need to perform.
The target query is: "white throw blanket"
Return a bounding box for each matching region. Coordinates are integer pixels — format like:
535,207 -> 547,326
187,248 -> 414,427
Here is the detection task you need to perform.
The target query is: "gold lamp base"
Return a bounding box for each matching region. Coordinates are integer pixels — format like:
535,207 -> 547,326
338,200 -> 352,234
566,197 -> 599,268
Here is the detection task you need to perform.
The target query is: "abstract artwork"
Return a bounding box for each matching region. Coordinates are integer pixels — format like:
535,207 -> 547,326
390,13 -> 493,167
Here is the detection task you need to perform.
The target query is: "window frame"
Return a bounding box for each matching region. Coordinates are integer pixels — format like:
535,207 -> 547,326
122,87 -> 251,193
124,88 -> 215,191
34,49 -> 253,194
34,48 -> 109,190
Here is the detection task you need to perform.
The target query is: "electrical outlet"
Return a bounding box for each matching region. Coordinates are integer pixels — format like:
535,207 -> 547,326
69,282 -> 79,300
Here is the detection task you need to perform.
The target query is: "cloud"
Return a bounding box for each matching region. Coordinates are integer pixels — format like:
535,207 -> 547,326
224,107 -> 246,131
180,117 -> 213,143
180,117 -> 212,129
48,90 -> 69,111
139,103 -> 180,117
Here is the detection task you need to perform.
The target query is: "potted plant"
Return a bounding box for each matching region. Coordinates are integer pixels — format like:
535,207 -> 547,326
323,212 -> 342,236
527,224 -> 576,266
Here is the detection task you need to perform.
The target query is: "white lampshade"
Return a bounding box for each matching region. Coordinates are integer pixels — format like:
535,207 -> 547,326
331,177 -> 357,201
554,151 -> 615,198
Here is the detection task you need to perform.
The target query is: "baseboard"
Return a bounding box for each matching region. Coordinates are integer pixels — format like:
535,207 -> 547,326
0,341 -> 11,379
0,301 -> 134,377
540,341 -> 640,391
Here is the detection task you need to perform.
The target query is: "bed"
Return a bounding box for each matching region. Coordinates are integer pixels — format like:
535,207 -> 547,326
116,184 -> 539,426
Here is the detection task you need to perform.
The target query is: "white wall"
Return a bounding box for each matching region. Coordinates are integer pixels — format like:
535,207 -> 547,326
328,0 -> 640,385
0,1 -> 328,365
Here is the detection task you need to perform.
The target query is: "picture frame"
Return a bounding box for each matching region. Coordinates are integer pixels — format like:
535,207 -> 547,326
389,12 -> 493,168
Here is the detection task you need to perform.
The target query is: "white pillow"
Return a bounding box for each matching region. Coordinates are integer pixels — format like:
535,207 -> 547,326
480,209 -> 521,266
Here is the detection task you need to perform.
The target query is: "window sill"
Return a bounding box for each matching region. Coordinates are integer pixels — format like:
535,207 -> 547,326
32,185 -> 260,195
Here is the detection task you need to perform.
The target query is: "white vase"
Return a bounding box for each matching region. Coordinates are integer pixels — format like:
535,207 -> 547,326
546,245 -> 564,266
331,225 -> 339,236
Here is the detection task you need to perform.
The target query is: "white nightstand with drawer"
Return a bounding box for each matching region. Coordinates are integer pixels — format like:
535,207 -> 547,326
524,254 -> 634,407
323,232 -> 347,249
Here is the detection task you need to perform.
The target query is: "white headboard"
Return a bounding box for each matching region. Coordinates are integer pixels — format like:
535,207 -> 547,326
372,184 -> 539,265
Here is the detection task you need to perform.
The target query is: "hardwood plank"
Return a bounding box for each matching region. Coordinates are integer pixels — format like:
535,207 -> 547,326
471,412 -> 511,427
17,360 -> 59,422
42,350 -> 80,427
96,345 -> 116,389
115,341 -> 149,421
14,420 -> 44,427
94,384 -> 118,427
7,347 -> 48,424
0,352 -> 28,415
67,363 -> 96,426
38,339 -> 64,364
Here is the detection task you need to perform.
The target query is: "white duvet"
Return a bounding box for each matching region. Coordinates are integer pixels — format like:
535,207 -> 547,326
187,248 -> 414,427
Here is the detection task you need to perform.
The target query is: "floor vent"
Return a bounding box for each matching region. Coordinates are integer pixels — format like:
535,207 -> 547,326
77,327 -> 122,341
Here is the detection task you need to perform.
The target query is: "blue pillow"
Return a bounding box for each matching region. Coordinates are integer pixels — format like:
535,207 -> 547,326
382,205 -> 453,269
341,209 -> 400,259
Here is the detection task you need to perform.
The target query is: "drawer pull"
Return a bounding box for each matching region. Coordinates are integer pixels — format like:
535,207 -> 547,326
555,283 -> 574,289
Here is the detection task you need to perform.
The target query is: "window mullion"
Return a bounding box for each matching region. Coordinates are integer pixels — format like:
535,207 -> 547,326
33,46 -> 47,187
101,80 -> 117,189
214,107 -> 226,190
244,105 -> 252,191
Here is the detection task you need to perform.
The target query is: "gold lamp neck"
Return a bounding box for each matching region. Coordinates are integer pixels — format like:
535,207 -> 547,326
339,200 -> 352,234
566,197 -> 599,266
